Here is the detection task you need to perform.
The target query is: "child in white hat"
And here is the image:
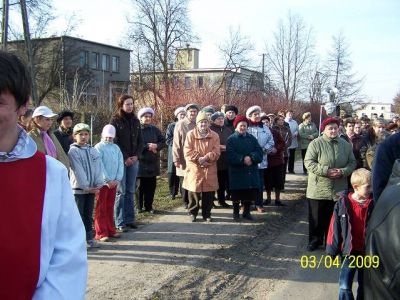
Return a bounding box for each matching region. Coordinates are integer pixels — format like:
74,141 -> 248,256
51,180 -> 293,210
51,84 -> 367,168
94,124 -> 124,242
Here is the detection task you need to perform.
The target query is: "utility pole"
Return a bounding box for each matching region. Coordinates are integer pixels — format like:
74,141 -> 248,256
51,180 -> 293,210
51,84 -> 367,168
1,0 -> 9,50
20,0 -> 39,106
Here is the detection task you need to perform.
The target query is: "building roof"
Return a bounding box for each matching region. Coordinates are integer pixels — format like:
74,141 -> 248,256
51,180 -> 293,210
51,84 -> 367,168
8,35 -> 131,52
132,66 -> 261,75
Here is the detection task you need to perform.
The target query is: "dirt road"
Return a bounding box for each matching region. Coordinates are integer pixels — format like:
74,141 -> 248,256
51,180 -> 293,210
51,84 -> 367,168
87,163 -> 343,300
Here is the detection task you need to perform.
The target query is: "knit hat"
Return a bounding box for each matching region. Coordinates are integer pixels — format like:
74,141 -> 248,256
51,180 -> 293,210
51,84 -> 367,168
102,124 -> 116,138
174,107 -> 185,117
202,106 -> 215,114
224,105 -> 238,115
211,111 -> 225,122
73,123 -> 91,134
32,106 -> 57,118
196,111 -> 209,124
233,115 -> 249,129
137,107 -> 154,119
56,110 -> 74,123
246,105 -> 261,118
185,103 -> 200,111
302,112 -> 311,120
320,117 -> 340,131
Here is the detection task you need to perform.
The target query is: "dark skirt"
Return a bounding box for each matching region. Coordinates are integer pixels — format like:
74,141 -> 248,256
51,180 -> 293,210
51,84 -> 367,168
264,164 -> 285,191
231,189 -> 258,203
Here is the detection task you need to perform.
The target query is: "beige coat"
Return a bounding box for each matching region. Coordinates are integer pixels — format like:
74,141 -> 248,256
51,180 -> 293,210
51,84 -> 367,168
172,117 -> 195,176
29,128 -> 70,169
182,128 -> 220,193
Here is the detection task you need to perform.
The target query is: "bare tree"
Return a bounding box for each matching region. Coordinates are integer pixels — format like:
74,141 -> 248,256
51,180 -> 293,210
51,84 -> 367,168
324,32 -> 365,104
127,0 -> 196,105
265,13 -> 315,103
216,26 -> 255,103
393,91 -> 400,115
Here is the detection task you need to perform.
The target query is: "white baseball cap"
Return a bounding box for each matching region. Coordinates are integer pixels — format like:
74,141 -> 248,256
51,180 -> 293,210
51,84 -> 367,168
32,106 -> 58,118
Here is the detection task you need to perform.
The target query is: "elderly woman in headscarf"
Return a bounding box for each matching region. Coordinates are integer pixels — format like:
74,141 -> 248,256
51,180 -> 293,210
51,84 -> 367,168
137,107 -> 165,213
28,105 -> 70,168
304,117 -> 356,251
183,111 -> 220,222
246,105 -> 275,213
227,115 -> 263,221
165,107 -> 186,199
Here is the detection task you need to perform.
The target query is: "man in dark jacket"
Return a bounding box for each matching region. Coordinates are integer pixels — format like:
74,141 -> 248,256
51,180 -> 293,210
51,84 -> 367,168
365,160 -> 400,299
372,132 -> 400,201
210,111 -> 233,208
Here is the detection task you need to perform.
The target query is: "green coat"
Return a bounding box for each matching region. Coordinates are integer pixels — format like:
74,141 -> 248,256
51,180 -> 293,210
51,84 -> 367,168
298,121 -> 319,149
305,135 -> 356,200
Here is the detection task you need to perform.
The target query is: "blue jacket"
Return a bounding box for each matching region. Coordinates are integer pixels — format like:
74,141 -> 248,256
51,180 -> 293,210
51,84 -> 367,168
372,132 -> 400,201
326,192 -> 374,256
227,132 -> 263,190
247,123 -> 275,169
94,141 -> 124,183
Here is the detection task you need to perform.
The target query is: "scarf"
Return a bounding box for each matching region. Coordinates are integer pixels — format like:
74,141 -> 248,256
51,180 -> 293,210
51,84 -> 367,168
40,130 -> 57,159
248,119 -> 262,127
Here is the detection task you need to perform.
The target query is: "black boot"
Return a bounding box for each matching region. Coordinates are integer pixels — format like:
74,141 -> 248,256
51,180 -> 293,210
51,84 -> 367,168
219,200 -> 232,208
233,203 -> 240,221
242,202 -> 253,220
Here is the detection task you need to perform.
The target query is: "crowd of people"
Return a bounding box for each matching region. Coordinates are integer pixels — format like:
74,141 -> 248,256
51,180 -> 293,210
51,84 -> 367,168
2,50 -> 399,299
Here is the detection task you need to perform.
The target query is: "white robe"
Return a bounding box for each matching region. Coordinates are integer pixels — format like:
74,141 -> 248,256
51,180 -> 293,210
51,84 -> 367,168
1,129 -> 87,299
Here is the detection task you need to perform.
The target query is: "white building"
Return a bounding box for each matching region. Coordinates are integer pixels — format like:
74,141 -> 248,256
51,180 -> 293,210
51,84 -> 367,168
355,102 -> 395,120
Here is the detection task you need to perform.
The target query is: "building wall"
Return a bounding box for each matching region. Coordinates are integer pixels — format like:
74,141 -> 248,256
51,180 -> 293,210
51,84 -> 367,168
356,103 -> 394,120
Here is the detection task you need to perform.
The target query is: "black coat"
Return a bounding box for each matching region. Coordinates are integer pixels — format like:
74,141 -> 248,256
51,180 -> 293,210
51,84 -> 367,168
110,112 -> 143,160
210,123 -> 233,170
53,127 -> 73,154
165,122 -> 176,173
341,133 -> 367,169
138,124 -> 165,177
365,161 -> 400,300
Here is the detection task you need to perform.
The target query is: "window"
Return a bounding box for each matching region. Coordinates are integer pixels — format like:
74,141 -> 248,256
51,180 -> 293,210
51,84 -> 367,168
173,76 -> 180,89
112,56 -> 120,72
90,52 -> 99,69
188,50 -> 192,62
197,76 -> 204,88
184,76 -> 191,89
371,106 -> 375,110
79,51 -> 88,67
381,106 -> 385,110
102,54 -> 110,71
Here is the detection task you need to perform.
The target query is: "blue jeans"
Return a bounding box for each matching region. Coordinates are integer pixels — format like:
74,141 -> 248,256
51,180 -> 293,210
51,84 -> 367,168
339,255 -> 364,300
114,161 -> 139,227
75,193 -> 95,241
255,169 -> 265,207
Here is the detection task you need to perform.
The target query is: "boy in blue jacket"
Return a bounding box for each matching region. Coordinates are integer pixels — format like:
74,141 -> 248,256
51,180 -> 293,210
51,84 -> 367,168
68,123 -> 103,249
326,168 -> 374,300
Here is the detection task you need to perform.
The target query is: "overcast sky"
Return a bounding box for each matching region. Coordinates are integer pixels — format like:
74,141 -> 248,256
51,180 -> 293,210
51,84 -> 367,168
47,0 -> 400,103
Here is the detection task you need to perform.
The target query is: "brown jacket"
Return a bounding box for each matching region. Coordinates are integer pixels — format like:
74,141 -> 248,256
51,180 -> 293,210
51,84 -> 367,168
28,128 -> 70,169
172,117 -> 195,176
182,128 -> 220,193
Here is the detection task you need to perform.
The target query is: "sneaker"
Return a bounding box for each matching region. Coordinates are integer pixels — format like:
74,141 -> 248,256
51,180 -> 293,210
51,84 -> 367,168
116,227 -> 128,233
218,201 -> 232,208
87,239 -> 100,249
205,217 -> 212,222
99,236 -> 110,242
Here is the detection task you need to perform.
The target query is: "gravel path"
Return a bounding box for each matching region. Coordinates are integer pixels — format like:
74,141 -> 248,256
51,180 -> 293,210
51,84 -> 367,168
87,163 -> 342,300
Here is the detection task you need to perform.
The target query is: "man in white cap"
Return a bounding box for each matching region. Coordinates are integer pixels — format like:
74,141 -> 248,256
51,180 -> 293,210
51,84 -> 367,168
173,103 -> 199,208
0,51 -> 87,299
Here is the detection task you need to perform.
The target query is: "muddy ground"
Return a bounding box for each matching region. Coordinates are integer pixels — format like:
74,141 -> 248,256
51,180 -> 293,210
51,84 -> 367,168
87,163 -> 343,300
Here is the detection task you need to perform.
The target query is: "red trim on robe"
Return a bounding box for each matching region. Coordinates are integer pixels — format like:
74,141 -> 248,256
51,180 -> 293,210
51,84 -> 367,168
0,151 -> 46,300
